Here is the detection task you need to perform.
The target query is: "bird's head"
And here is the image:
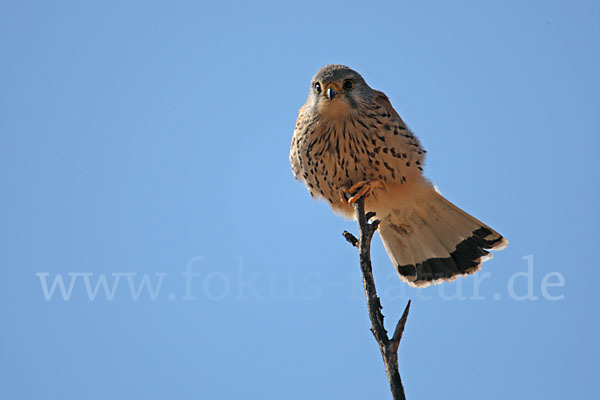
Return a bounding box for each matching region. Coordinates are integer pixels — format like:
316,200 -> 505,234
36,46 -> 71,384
306,64 -> 374,119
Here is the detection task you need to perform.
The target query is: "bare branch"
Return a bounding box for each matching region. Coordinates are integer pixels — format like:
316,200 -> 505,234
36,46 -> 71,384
344,196 -> 411,400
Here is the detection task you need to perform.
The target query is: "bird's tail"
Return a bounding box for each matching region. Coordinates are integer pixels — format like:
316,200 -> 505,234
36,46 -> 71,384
377,188 -> 507,287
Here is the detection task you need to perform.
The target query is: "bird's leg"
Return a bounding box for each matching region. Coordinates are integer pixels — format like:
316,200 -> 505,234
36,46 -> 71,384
343,180 -> 383,205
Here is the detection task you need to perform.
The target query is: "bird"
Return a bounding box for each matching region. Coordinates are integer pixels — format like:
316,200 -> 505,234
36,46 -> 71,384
290,64 -> 507,288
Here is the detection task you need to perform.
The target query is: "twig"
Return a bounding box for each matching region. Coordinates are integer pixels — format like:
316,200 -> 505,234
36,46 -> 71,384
343,196 -> 411,400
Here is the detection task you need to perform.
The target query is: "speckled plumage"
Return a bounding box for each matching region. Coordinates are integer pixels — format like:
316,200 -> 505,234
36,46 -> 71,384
290,65 -> 507,287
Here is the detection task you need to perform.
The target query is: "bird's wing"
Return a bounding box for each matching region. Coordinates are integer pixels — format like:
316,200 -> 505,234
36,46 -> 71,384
373,90 -> 407,126
370,90 -> 427,168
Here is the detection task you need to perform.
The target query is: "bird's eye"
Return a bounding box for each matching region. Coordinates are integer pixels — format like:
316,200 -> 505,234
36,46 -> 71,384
343,79 -> 354,90
314,82 -> 322,94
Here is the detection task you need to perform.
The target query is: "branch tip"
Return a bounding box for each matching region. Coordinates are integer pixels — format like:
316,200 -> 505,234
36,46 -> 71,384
391,300 -> 411,349
342,231 -> 359,247
370,219 -> 381,231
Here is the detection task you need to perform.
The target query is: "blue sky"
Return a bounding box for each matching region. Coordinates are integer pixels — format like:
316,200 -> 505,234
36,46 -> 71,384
1,1 -> 598,399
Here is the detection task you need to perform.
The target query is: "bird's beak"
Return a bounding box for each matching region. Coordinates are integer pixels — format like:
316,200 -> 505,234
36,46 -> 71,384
325,83 -> 340,100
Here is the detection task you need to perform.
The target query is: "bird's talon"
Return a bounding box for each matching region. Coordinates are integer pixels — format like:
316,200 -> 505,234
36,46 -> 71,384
343,180 -> 382,205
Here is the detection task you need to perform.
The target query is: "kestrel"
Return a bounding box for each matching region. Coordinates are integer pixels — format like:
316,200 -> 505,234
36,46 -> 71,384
290,65 -> 507,287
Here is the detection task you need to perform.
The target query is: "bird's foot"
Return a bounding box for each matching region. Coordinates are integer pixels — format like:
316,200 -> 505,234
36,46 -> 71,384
343,180 -> 383,205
